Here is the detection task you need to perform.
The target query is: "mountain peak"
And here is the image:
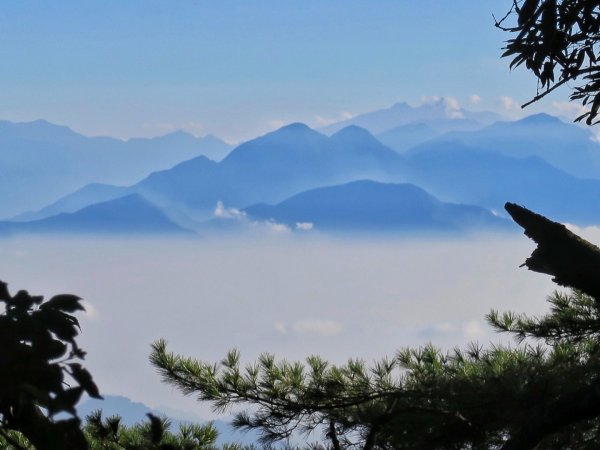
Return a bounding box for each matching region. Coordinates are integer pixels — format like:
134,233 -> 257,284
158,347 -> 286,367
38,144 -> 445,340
0,119 -> 78,139
162,130 -> 195,139
389,101 -> 411,111
331,125 -> 376,140
277,122 -> 312,133
518,113 -> 563,126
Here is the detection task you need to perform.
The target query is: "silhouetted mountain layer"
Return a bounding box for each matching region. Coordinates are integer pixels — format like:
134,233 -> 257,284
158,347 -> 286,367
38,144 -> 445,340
377,123 -> 439,153
125,124 -> 409,218
0,194 -> 191,236
319,99 -> 502,135
244,180 -> 512,234
0,119 -> 231,218
13,183 -> 131,221
15,113 -> 600,232
405,142 -> 600,224
426,113 -> 600,179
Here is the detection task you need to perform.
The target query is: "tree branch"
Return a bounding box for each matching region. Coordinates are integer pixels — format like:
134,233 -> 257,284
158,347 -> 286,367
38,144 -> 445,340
501,383 -> 600,450
521,78 -> 571,108
505,202 -> 600,301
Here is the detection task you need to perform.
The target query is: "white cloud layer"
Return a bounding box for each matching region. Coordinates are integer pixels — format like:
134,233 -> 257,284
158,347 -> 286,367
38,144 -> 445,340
420,96 -> 464,119
266,119 -> 285,130
81,300 -> 98,319
266,221 -> 291,233
550,101 -> 599,141
564,223 -> 600,242
313,111 -> 356,127
214,201 -> 246,219
552,101 -> 588,119
468,94 -> 482,106
498,95 -> 517,111
296,222 -> 313,231
0,236 -> 557,419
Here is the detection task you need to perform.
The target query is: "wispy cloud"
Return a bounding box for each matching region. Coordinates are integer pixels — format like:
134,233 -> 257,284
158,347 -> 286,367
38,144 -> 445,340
551,102 -> 600,142
564,223 -> 600,242
213,201 -> 292,234
313,111 -> 356,127
266,220 -> 291,233
417,319 -> 486,341
81,300 -> 99,319
292,319 -> 343,337
497,95 -> 518,112
420,96 -> 464,119
296,222 -> 313,231
266,119 -> 286,130
462,320 -> 484,340
552,101 -> 589,120
468,94 -> 482,106
274,322 -> 287,334
214,201 -> 246,219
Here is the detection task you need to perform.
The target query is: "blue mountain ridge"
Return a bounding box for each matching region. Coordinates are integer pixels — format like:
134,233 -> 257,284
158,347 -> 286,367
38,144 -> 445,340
12,183 -> 131,222
244,180 -> 513,234
41,123 -> 409,222
404,142 -> 600,224
0,119 -> 232,218
319,99 -> 502,135
376,122 -> 440,153
0,194 -> 191,236
10,111 -> 600,234
422,113 -> 600,179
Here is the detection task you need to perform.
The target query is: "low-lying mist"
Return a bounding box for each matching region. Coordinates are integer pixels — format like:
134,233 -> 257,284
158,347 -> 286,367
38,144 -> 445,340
0,233 -> 562,419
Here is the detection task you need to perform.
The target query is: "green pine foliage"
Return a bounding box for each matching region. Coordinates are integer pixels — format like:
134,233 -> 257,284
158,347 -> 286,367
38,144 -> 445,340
83,410 -> 219,450
150,288 -> 600,450
150,203 -> 600,449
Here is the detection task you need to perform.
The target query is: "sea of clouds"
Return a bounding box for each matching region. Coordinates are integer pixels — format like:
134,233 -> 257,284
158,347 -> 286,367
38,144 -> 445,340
0,234 -> 559,419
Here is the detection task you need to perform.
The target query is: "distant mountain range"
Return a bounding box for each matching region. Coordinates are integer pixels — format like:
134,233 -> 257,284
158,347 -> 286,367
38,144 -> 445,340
402,120 -> 600,224
0,194 -> 190,236
420,113 -> 600,179
319,98 -> 503,135
2,101 -> 600,236
35,123 -> 409,222
245,180 -> 513,234
0,119 -> 232,218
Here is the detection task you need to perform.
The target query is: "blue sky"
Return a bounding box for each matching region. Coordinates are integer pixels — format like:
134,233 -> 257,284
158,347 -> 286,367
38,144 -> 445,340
0,1 -> 574,142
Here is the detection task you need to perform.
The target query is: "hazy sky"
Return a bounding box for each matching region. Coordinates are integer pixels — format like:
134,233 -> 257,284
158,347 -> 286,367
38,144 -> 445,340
0,1 -> 573,142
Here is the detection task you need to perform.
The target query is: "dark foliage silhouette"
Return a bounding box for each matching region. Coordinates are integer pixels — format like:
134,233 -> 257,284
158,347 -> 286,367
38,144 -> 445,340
0,281 -> 101,449
497,0 -> 600,123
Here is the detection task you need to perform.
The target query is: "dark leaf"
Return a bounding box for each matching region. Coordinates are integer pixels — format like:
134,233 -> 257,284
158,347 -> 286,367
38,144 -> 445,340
0,281 -> 10,300
40,294 -> 84,313
40,339 -> 68,360
519,0 -> 540,26
11,290 -> 36,311
36,309 -> 80,341
49,386 -> 84,416
69,363 -> 102,399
